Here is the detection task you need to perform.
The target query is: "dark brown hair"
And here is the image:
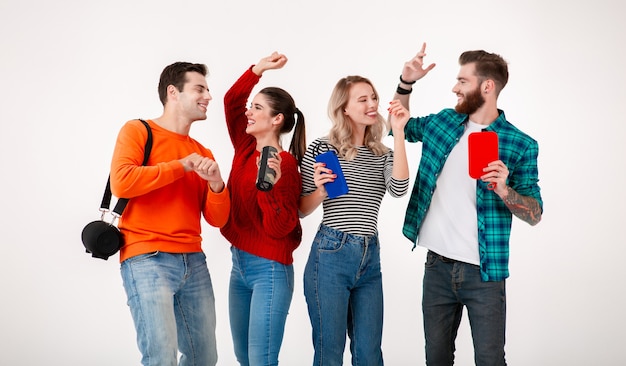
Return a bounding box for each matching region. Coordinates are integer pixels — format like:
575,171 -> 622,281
258,87 -> 307,166
459,50 -> 508,96
158,62 -> 208,106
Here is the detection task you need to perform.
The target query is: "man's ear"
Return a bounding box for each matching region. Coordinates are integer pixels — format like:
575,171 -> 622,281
483,79 -> 495,94
167,84 -> 179,101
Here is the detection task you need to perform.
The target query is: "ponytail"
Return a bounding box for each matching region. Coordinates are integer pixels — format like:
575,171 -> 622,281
289,108 -> 307,167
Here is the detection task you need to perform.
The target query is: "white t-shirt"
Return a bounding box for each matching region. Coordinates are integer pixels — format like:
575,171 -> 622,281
418,121 -> 485,265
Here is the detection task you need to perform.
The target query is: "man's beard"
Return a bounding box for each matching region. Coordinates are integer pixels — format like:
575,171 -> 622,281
455,86 -> 485,115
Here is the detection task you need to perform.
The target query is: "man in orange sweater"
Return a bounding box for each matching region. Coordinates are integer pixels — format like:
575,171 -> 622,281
110,62 -> 230,366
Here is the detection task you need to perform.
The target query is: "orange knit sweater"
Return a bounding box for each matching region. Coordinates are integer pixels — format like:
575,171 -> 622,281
110,119 -> 230,262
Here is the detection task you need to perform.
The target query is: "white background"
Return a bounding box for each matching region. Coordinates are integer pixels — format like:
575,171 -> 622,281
1,0 -> 625,365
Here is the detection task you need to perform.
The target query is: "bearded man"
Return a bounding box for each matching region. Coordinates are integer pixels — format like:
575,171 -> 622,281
392,44 -> 543,366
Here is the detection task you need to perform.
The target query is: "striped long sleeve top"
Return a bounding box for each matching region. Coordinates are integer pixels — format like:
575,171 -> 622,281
301,137 -> 409,236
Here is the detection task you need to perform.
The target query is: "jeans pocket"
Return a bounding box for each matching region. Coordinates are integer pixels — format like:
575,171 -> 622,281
424,251 -> 438,268
314,234 -> 344,253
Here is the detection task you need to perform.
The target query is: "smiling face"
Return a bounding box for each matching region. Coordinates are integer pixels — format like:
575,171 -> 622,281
177,71 -> 212,121
452,62 -> 486,115
245,93 -> 280,138
343,82 -> 379,129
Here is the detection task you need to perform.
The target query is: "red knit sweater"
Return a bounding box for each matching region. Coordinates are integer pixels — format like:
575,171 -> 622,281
221,67 -> 302,265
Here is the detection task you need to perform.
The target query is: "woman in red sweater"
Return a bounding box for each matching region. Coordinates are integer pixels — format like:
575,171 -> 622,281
221,52 -> 306,366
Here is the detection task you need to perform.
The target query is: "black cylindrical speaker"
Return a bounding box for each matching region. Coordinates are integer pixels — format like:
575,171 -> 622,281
256,146 -> 278,191
81,220 -> 123,260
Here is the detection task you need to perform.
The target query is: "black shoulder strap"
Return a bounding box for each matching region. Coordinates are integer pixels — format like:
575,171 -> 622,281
138,119 -> 153,165
313,139 -> 338,157
99,119 -> 153,217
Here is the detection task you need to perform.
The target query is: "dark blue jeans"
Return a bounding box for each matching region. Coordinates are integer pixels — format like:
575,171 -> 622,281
423,250 -> 506,366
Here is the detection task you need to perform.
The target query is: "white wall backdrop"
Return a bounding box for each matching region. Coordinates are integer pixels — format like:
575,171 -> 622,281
1,0 -> 624,365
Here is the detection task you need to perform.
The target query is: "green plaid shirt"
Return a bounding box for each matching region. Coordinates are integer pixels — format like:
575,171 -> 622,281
403,108 -> 542,281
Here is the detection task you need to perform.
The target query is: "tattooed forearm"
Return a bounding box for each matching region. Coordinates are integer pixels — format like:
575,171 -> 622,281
502,186 -> 542,226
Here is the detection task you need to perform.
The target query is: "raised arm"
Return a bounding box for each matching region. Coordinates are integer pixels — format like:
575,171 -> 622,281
387,100 -> 410,181
224,52 -> 288,149
251,51 -> 288,76
392,42 -> 437,110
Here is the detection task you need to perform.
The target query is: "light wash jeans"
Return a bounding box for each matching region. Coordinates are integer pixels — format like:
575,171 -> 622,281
423,250 -> 507,366
120,251 -> 217,366
304,224 -> 384,366
228,246 -> 294,366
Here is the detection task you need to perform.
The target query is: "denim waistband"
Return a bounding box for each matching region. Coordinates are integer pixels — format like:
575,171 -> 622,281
318,224 -> 379,246
428,250 -> 479,267
428,250 -> 459,263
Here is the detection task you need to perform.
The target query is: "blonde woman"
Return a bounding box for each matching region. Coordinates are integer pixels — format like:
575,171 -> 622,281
299,75 -> 410,365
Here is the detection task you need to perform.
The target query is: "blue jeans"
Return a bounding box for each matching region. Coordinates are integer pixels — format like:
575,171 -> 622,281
304,224 -> 384,366
228,246 -> 294,366
120,251 -> 218,366
423,250 -> 506,366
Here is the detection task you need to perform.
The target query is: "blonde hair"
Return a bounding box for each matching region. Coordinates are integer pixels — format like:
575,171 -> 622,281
327,76 -> 389,160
